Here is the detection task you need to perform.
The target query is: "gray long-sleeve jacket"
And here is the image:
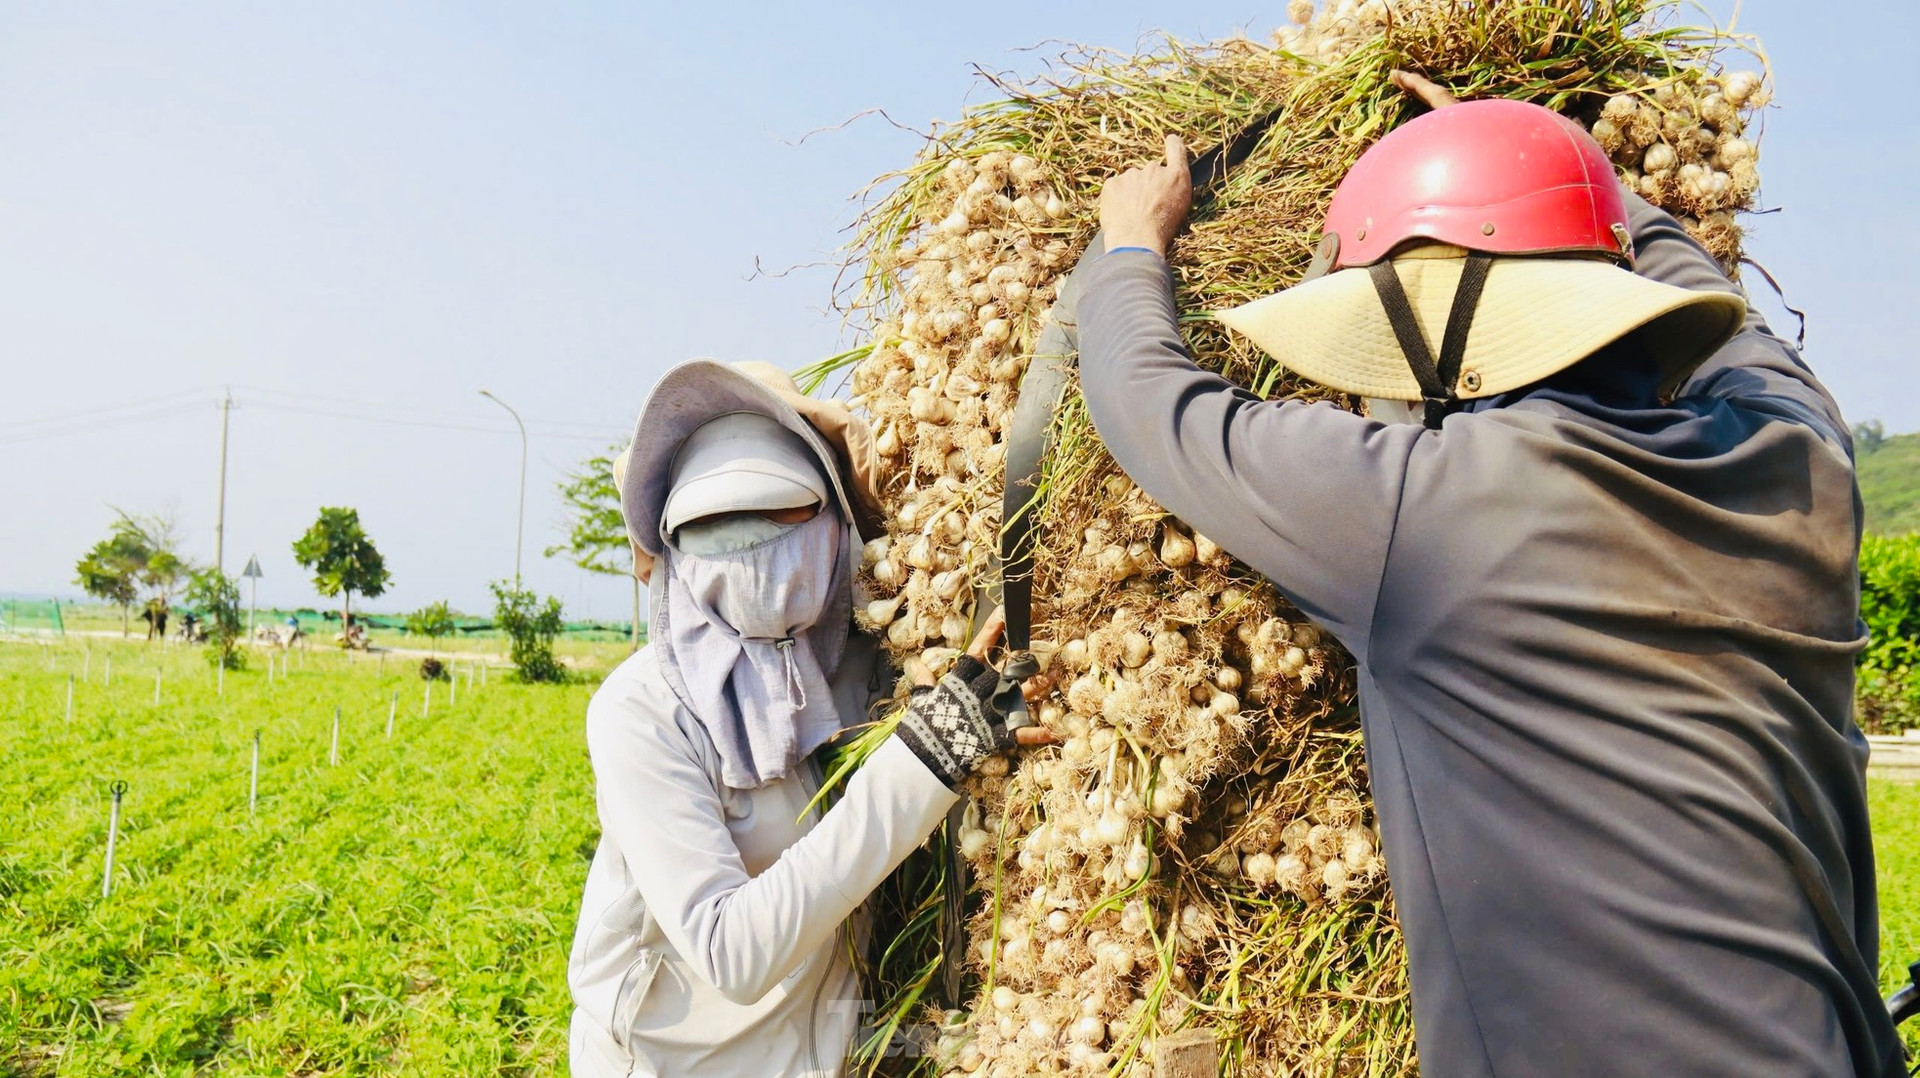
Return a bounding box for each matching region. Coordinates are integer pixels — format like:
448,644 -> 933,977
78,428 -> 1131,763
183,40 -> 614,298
1078,195 -> 1903,1076
568,637 -> 957,1077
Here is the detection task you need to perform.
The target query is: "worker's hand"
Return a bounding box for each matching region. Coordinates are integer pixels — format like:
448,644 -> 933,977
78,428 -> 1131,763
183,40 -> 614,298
1098,134 -> 1193,258
1391,69 -> 1461,110
895,609 -> 1055,787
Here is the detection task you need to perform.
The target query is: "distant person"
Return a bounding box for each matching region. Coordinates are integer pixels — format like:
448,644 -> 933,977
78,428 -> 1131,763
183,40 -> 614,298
143,599 -> 168,642
566,360 -> 1053,1078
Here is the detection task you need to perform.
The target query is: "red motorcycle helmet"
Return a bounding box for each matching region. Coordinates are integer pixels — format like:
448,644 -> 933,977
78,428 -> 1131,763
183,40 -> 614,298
1319,98 -> 1634,272
1219,98 -> 1746,427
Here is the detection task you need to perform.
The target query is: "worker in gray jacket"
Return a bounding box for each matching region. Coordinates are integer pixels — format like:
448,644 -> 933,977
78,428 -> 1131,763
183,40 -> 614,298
568,359 -> 1049,1077
1081,75 -> 1901,1076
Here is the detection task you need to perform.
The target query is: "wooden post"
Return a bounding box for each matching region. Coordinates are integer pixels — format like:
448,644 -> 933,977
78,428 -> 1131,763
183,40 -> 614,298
1154,1028 -> 1219,1078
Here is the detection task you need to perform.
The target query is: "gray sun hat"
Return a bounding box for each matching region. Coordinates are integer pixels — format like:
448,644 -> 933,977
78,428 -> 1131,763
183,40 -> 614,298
622,359 -> 863,559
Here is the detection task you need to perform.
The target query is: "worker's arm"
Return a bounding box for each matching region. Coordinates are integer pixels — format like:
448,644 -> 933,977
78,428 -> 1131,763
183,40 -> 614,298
1076,250 -> 1419,649
1080,134 -> 1415,646
1624,192 -> 1849,448
586,688 -> 956,1006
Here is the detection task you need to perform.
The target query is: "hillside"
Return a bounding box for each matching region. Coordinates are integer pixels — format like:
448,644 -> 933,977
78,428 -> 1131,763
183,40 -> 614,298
1858,429 -> 1920,536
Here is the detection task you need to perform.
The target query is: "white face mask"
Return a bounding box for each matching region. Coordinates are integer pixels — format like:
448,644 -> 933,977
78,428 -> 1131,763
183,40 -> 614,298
673,513 -> 798,557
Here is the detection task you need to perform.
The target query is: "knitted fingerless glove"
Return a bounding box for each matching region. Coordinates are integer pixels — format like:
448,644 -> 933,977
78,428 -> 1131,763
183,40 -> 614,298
893,655 -> 1012,788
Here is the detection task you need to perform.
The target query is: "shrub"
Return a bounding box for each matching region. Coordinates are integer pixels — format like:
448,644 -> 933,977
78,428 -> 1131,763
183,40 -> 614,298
490,582 -> 566,684
419,657 -> 448,682
183,569 -> 246,671
1858,533 -> 1920,733
405,601 -> 457,655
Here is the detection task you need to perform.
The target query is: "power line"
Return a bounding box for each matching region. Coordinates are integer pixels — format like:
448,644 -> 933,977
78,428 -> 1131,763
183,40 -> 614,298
243,400 -> 623,441
0,389 -> 216,438
4,385 -> 631,445
228,384 -> 630,436
0,402 -> 208,446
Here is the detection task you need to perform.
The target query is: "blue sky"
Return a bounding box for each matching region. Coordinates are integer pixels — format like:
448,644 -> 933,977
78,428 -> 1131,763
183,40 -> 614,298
2,1 -> 1913,618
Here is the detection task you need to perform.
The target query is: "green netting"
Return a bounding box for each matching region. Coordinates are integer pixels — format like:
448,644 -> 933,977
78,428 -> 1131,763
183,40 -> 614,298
0,599 -> 66,637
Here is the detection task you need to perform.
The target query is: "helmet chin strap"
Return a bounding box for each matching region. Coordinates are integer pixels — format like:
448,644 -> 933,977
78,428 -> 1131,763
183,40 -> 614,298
1366,254 -> 1494,430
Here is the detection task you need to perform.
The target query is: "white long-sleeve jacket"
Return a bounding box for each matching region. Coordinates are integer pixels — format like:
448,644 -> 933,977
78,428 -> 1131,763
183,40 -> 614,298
568,636 -> 957,1077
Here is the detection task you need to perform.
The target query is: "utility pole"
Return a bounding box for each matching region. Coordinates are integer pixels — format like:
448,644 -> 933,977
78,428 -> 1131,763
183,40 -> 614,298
478,390 -> 528,585
214,389 -> 233,574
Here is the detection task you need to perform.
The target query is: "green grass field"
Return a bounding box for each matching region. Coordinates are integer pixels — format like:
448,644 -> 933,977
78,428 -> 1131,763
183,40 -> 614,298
1,636 -> 1915,1073
0,638 -> 604,1075
1874,779 -> 1920,1062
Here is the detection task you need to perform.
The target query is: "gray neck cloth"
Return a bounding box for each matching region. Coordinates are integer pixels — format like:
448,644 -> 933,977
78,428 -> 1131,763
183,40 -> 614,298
653,508 -> 851,789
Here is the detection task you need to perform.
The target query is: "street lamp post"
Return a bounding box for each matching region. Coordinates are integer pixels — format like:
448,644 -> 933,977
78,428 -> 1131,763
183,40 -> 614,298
479,390 -> 528,586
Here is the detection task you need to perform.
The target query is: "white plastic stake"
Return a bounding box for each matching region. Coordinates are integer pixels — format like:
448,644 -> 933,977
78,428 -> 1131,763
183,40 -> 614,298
467,664 -> 475,691
329,706 -> 341,767
84,648 -> 91,680
102,781 -> 127,898
65,675 -> 74,722
105,655 -> 112,686
250,731 -> 261,815
153,672 -> 162,706
386,692 -> 397,737
450,675 -> 457,707
481,664 -> 488,686
423,683 -> 431,717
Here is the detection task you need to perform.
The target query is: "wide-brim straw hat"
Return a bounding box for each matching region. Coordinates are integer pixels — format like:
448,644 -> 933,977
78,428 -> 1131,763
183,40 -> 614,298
1214,246 -> 1747,402
617,359 -> 883,571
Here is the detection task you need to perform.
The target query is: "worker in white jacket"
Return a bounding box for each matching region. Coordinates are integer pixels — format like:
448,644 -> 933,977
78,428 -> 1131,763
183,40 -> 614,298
569,359 -> 1051,1077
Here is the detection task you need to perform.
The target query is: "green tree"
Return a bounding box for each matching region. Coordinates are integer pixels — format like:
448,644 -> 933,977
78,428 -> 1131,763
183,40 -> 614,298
490,580 -> 565,683
291,507 -> 392,645
74,533 -> 143,637
1853,419 -> 1887,455
125,511 -> 188,604
549,445 -> 642,650
184,568 -> 246,670
405,600 -> 457,656
73,510 -> 189,636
